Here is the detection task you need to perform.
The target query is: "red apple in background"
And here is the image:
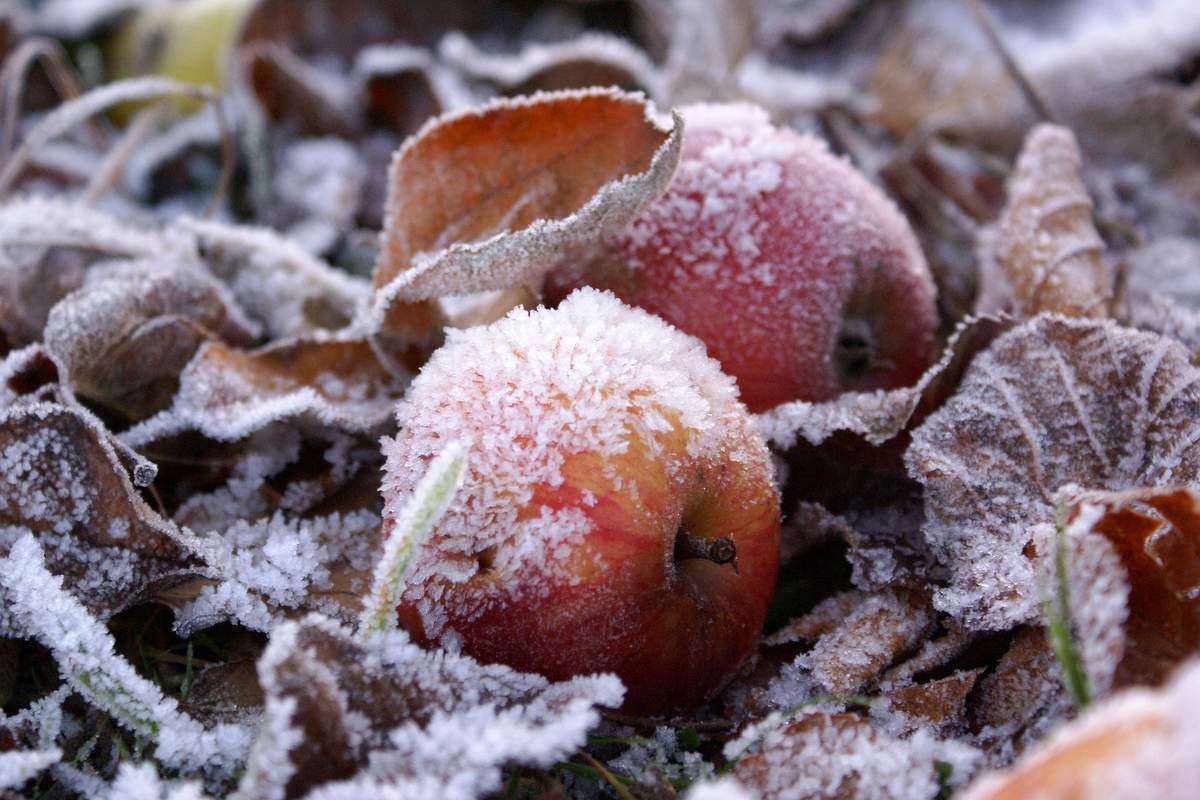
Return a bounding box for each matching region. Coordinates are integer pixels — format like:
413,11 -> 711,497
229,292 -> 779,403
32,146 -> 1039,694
381,288 -> 780,714
545,103 -> 939,413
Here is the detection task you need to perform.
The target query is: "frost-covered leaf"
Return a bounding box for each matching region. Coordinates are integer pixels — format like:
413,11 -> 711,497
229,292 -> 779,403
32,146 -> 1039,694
268,138 -> 365,257
234,614 -> 623,800
123,335 -> 404,447
439,31 -> 662,98
102,762 -> 212,800
0,402 -> 202,632
730,710 -> 979,800
355,45 -> 459,138
972,627 -> 1071,765
0,198 -> 194,347
368,88 -> 683,346
0,747 -> 60,791
870,0 -> 1200,177
994,124 -> 1110,319
961,658 -> 1200,800
756,314 -> 1005,449
178,218 -> 368,340
907,315 -> 1200,630
0,534 -> 251,779
44,260 -> 255,418
241,43 -> 359,138
773,589 -> 936,696
882,669 -> 981,736
1064,488 -> 1200,688
1121,236 -> 1200,350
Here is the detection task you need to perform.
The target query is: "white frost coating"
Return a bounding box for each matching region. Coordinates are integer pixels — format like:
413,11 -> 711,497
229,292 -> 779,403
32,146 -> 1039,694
0,748 -> 61,791
367,87 -> 683,316
102,763 -> 210,800
731,710 -> 980,800
0,196 -> 194,261
685,776 -> 757,800
439,30 -> 663,98
381,288 -> 765,642
0,535 -> 251,779
239,614 -> 623,800
360,440 -> 467,637
176,218 -> 368,339
907,315 -> 1200,630
960,658 -> 1200,800
122,334 -> 399,447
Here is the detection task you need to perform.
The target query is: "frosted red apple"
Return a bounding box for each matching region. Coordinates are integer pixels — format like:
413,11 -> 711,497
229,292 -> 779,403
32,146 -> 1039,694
381,289 -> 780,714
545,103 -> 938,412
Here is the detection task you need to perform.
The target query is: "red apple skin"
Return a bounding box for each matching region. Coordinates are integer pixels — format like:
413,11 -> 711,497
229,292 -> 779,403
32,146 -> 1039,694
544,103 -> 939,413
382,289 -> 781,714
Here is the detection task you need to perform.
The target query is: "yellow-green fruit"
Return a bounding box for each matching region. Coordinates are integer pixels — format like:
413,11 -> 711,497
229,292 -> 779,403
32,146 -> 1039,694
107,0 -> 255,117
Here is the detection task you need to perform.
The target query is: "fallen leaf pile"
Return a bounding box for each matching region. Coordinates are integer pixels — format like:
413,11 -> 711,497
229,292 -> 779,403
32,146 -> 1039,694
1,1 -> 1199,799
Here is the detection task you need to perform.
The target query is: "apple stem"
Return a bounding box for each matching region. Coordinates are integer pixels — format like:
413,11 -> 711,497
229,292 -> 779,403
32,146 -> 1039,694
675,531 -> 738,571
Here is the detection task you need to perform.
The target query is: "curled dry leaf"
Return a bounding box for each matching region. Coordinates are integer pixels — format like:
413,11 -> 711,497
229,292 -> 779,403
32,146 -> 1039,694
179,218 -> 368,340
1066,487 -> 1200,688
883,669 -> 981,736
43,260 -> 255,419
123,334 -> 405,448
797,589 -> 936,695
755,314 -> 1005,449
995,124 -> 1110,319
971,627 -> 1071,764
439,31 -> 662,98
0,197 -> 194,347
731,709 -> 978,800
907,315 -> 1200,630
235,614 -> 623,800
368,88 -> 683,349
961,658 -> 1200,800
0,402 -> 202,634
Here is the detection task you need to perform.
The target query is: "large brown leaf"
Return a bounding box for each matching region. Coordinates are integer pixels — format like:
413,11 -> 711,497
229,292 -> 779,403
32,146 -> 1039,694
907,316 -> 1200,630
367,88 -> 682,351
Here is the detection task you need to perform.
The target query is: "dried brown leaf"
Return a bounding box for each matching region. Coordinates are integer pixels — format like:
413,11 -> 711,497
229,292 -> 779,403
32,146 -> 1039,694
885,669 -> 981,735
0,402 -> 202,633
756,314 -> 1005,449
1067,488 -> 1200,688
995,124 -> 1110,319
236,614 -> 623,799
367,88 -> 682,348
962,659 -> 1200,800
439,31 -> 661,98
732,710 -> 975,800
43,261 -> 254,419
123,334 -> 404,447
241,43 -> 359,137
803,589 -> 936,694
907,315 -> 1200,630
972,627 -> 1070,762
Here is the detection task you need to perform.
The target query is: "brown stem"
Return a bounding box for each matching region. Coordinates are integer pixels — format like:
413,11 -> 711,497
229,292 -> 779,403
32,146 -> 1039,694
674,530 -> 738,571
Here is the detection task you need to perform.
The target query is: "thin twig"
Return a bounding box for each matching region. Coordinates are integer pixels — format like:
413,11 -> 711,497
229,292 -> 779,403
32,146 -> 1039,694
82,104 -> 164,205
963,0 -> 1056,123
578,753 -> 639,800
0,37 -> 103,164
